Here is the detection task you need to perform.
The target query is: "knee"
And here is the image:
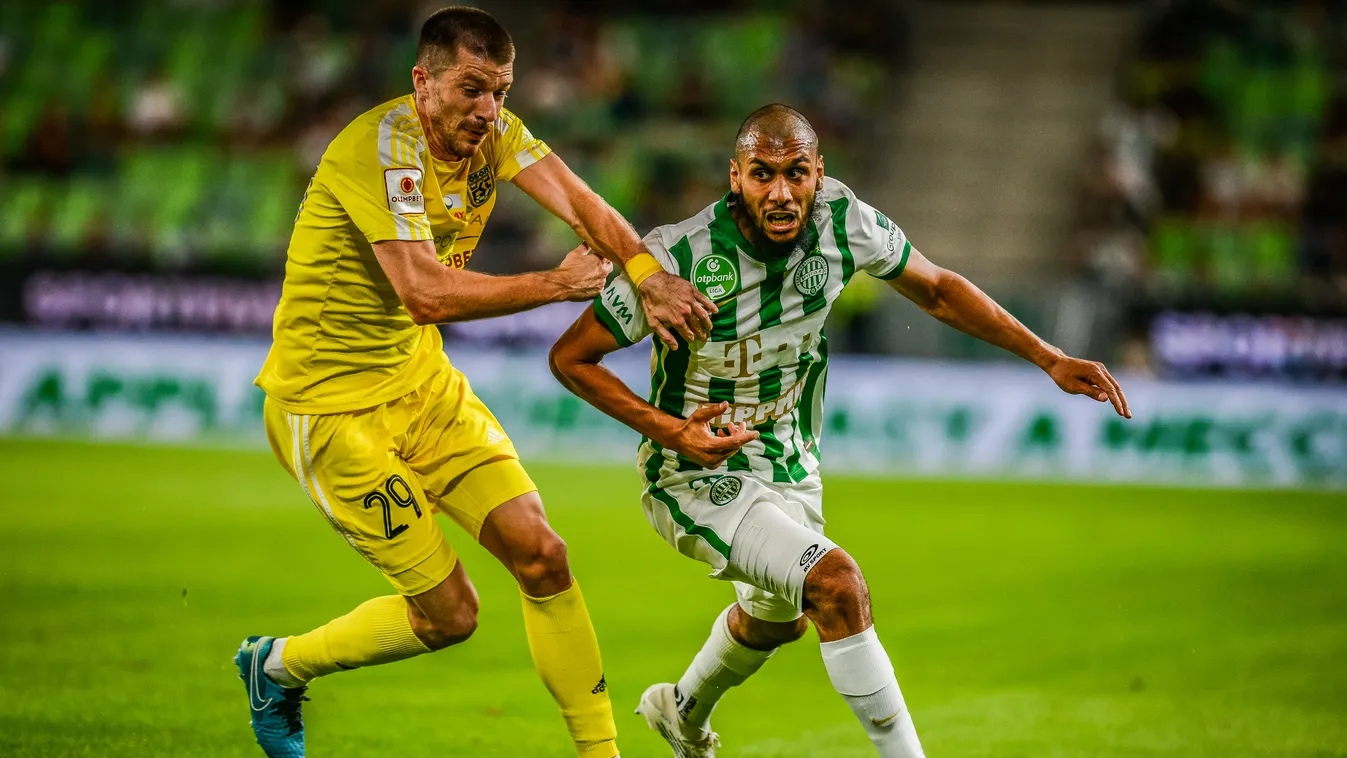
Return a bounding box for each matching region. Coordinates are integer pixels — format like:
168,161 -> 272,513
802,550 -> 871,634
415,592 -> 480,651
514,532 -> 572,597
733,609 -> 809,650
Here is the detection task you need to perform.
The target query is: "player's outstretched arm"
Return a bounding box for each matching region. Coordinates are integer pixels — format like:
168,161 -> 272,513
549,308 -> 758,467
889,247 -> 1132,419
512,154 -> 716,347
373,240 -> 609,324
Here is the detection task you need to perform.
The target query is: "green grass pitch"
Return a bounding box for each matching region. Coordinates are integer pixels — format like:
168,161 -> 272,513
2,438 -> 1345,757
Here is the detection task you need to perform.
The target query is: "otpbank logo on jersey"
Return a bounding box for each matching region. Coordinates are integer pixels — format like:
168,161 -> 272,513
793,254 -> 829,297
383,168 -> 424,214
692,253 -> 739,301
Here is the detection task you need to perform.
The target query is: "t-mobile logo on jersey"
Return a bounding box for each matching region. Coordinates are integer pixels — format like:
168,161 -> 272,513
723,335 -> 763,379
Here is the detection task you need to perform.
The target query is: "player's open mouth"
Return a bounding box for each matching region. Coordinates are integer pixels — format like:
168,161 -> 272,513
765,212 -> 797,234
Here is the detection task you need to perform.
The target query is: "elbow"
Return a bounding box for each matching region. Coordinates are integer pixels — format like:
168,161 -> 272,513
405,296 -> 448,326
923,272 -> 962,322
547,341 -> 572,386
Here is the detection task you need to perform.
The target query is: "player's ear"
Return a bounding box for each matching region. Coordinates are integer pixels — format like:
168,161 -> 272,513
816,154 -> 825,187
729,158 -> 741,195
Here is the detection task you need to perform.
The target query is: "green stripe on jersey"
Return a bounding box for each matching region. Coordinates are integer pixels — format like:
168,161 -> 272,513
668,236 -> 694,277
650,234 -> 695,414
875,239 -> 912,280
828,198 -> 855,286
801,220 -> 829,316
651,339 -> 691,416
758,266 -> 785,329
644,443 -> 730,559
706,211 -> 741,342
757,365 -> 790,482
788,335 -> 829,470
592,301 -> 634,347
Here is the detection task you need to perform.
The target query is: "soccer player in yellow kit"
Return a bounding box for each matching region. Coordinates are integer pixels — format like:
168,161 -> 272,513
234,8 -> 715,758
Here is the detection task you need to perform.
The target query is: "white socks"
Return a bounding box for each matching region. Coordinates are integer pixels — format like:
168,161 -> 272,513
674,605 -> 775,733
263,637 -> 305,689
820,626 -> 924,758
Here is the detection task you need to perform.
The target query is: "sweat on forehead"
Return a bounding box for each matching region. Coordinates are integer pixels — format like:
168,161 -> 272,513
735,104 -> 818,157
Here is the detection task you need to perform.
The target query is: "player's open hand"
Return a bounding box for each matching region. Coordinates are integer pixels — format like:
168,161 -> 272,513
666,402 -> 760,468
554,243 -> 612,301
639,271 -> 717,349
1047,355 -> 1131,418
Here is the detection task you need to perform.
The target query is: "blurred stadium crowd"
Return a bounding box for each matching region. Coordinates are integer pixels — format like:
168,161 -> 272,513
1077,0 -> 1347,307
0,0 -> 907,277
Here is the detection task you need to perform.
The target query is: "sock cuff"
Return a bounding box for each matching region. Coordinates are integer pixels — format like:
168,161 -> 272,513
520,579 -> 582,606
282,635 -> 325,683
371,598 -> 432,656
712,604 -> 775,676
820,625 -> 896,697
519,581 -> 586,634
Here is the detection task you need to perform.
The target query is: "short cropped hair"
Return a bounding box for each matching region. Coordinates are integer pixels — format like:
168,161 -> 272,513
417,6 -> 514,74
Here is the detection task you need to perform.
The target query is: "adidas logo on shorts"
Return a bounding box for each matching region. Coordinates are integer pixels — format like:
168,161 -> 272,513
591,675 -> 607,694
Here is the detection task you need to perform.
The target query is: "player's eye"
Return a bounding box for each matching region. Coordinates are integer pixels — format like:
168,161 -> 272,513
754,170 -> 771,181
787,169 -> 804,179
463,87 -> 480,97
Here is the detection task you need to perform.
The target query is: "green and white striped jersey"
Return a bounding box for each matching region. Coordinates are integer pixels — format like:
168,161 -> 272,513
593,177 -> 912,487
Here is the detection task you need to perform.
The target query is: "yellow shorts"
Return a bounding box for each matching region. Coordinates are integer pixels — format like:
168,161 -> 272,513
263,363 -> 537,596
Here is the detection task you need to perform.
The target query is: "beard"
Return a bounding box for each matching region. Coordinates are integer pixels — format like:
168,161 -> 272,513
423,92 -> 488,160
729,190 -> 819,259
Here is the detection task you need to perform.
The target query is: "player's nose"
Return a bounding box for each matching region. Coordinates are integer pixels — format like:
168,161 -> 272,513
767,178 -> 792,205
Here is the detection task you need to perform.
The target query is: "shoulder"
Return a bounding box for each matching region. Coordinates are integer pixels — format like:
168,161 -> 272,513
818,175 -> 857,205
490,107 -> 539,145
325,96 -> 425,170
820,176 -> 896,233
644,201 -> 718,270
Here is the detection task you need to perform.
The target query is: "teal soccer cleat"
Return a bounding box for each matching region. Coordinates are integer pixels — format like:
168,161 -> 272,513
235,636 -> 308,758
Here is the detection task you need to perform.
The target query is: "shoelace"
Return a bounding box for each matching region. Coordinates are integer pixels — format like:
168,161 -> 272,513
271,686 -> 310,735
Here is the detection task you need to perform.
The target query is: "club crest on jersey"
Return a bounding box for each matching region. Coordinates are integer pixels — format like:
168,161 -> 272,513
689,476 -> 743,506
467,165 -> 494,206
794,254 -> 829,297
693,253 -> 740,301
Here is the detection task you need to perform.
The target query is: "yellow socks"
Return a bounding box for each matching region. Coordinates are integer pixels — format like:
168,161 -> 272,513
520,582 -> 618,758
281,595 -> 432,683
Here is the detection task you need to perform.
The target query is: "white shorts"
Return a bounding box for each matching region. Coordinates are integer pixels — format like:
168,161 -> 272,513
641,472 -> 837,623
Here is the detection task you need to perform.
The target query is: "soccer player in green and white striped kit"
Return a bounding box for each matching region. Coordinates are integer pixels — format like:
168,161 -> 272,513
550,104 -> 1132,757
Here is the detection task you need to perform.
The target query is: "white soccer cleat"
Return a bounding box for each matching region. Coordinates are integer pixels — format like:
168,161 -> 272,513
635,683 -> 721,758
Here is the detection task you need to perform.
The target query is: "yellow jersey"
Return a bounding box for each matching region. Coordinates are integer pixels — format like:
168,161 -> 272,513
256,95 -> 551,414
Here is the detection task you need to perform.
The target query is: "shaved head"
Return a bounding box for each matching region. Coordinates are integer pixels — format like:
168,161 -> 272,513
735,103 -> 818,159
729,104 -> 824,257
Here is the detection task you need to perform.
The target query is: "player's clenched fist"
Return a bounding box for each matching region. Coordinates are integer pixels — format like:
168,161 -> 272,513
661,402 -> 760,469
551,243 -> 613,301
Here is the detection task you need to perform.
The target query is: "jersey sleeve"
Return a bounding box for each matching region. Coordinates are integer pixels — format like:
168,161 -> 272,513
491,109 -> 552,183
326,120 -> 433,244
850,196 -> 913,280
591,230 -> 676,347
